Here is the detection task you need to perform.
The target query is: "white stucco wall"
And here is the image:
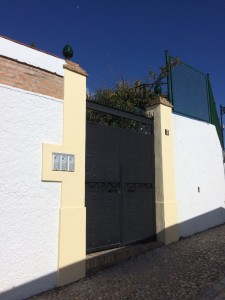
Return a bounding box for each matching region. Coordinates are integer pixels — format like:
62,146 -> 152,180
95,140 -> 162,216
0,84 -> 63,300
173,114 -> 225,237
0,36 -> 65,76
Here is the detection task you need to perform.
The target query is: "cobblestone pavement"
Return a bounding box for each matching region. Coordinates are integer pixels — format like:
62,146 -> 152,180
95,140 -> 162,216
30,224 -> 225,300
200,277 -> 225,300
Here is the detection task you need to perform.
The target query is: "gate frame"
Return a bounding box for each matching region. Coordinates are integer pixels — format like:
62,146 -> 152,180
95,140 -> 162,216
85,107 -> 155,252
87,99 -> 154,125
87,97 -> 179,246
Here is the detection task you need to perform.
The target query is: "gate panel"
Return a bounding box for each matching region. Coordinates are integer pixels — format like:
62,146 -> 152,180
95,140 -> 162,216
86,123 -> 121,252
122,131 -> 155,244
86,118 -> 155,253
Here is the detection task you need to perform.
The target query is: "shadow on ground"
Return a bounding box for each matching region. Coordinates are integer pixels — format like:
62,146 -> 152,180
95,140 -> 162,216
1,207 -> 225,300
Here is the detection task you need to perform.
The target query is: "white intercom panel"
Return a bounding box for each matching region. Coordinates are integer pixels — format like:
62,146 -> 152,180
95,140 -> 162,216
52,153 -> 75,172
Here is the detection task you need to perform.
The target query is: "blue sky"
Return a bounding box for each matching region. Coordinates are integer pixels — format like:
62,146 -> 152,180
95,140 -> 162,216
1,1 -> 225,117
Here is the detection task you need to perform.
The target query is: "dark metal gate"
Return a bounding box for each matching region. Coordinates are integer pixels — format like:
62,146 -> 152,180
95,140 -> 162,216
86,101 -> 155,253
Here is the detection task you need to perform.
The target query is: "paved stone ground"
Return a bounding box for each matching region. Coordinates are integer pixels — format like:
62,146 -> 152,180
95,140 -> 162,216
200,277 -> 225,300
30,224 -> 225,300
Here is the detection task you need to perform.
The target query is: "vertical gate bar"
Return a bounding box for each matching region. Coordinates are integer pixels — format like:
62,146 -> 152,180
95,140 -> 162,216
119,130 -> 124,245
151,131 -> 157,240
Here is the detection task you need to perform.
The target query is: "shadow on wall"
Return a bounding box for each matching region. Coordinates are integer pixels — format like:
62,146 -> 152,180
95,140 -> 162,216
178,206 -> 225,238
1,207 -> 225,300
0,263 -> 85,300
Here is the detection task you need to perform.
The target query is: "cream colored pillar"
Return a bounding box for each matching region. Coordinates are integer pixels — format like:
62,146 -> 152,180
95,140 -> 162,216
42,61 -> 88,286
146,97 -> 179,245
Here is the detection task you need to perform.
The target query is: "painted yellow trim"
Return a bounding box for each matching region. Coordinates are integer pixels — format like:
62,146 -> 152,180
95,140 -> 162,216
42,67 -> 86,286
146,98 -> 179,245
57,207 -> 86,286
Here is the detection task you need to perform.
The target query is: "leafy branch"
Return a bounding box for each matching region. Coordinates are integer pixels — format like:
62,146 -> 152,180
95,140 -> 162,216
87,57 -> 180,125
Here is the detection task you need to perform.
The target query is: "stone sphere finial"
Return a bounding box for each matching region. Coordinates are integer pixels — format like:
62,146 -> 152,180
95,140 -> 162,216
63,45 -> 74,60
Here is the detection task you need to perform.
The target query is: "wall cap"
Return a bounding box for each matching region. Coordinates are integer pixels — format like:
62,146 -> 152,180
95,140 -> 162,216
146,97 -> 173,108
64,60 -> 88,77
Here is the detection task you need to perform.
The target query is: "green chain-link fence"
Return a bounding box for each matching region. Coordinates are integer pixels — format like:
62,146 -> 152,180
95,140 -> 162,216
167,53 -> 224,148
207,79 -> 224,147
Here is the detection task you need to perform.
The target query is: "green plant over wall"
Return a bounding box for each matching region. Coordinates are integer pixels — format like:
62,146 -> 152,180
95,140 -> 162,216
87,57 -> 180,127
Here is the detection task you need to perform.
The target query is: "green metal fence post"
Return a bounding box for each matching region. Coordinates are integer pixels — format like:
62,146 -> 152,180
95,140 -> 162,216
165,50 -> 171,103
206,74 -> 212,123
207,75 -> 224,148
168,55 -> 175,107
220,105 -> 225,149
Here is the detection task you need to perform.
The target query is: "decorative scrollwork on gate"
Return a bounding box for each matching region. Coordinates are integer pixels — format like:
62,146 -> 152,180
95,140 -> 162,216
125,182 -> 153,193
86,182 -> 120,193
